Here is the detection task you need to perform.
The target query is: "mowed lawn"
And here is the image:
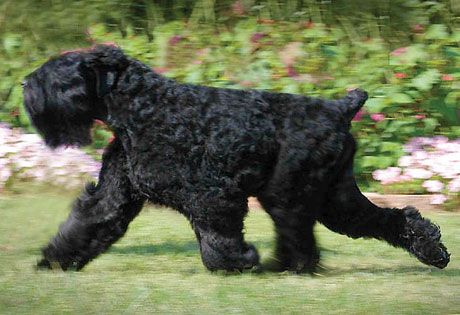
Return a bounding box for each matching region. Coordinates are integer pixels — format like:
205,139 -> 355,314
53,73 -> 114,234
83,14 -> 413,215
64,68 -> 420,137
0,191 -> 459,314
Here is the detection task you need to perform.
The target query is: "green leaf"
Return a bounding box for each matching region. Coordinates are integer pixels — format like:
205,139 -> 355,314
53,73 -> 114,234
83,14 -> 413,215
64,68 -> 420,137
423,118 -> 439,132
411,69 -> 440,91
365,98 -> 387,113
425,24 -> 449,40
380,142 -> 402,153
392,93 -> 413,104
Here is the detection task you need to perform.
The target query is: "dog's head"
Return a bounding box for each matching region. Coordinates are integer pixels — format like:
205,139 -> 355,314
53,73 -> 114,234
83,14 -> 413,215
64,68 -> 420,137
23,45 -> 128,148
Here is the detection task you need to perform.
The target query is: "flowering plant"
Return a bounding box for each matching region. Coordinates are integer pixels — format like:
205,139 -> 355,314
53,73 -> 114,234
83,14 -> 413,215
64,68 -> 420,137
0,124 -> 101,192
373,136 -> 460,209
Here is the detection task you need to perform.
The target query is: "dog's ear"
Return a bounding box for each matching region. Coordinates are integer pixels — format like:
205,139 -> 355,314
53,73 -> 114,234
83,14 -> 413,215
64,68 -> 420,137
85,45 -> 129,98
94,66 -> 117,98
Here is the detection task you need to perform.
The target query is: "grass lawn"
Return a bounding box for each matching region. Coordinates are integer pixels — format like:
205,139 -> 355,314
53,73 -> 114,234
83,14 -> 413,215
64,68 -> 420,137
0,190 -> 459,314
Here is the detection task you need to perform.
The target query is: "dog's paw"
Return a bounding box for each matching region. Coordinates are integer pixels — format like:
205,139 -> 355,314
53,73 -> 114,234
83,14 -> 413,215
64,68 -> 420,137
402,206 -> 450,269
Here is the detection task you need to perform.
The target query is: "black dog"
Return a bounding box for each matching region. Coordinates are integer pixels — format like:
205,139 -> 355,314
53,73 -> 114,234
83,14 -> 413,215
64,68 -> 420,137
23,45 -> 450,272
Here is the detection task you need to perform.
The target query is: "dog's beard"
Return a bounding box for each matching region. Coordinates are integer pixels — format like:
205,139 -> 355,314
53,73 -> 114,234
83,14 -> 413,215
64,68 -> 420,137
34,115 -> 93,148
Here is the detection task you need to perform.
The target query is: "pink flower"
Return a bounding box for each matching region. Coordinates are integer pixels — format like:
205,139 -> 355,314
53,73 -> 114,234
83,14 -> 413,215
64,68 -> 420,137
153,67 -> 169,74
415,114 -> 426,120
60,47 -> 88,55
394,72 -> 407,79
250,32 -> 265,44
286,65 -> 298,77
412,24 -> 424,33
430,194 -> 447,205
441,74 -> 454,81
390,47 -> 407,57
422,180 -> 444,193
0,167 -> 11,182
352,109 -> 364,122
413,150 -> 428,161
101,42 -> 118,47
404,168 -> 433,179
169,35 -> 183,46
398,156 -> 413,167
232,1 -> 245,15
370,113 -> 385,122
372,167 -> 401,184
448,178 -> 460,193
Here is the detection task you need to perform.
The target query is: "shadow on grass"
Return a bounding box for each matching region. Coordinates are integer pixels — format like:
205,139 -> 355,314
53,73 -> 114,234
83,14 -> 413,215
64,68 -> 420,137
319,265 -> 460,277
109,239 -> 275,256
107,241 -> 459,278
109,241 -> 199,255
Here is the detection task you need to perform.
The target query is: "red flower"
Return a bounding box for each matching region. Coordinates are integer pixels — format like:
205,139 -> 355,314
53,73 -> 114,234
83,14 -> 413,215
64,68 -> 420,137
394,72 -> 407,79
441,74 -> 454,81
304,21 -> 315,29
10,109 -> 19,117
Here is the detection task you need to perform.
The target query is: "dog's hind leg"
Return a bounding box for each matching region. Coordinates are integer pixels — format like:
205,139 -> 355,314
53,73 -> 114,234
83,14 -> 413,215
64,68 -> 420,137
37,139 -> 145,271
188,192 -> 260,272
259,197 -> 319,273
318,143 -> 450,268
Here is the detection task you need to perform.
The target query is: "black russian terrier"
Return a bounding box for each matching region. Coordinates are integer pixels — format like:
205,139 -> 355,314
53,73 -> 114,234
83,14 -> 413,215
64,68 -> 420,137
23,45 -> 450,272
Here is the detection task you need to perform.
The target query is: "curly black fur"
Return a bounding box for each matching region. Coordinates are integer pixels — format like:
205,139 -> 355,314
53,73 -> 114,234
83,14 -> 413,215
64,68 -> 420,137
23,45 -> 450,272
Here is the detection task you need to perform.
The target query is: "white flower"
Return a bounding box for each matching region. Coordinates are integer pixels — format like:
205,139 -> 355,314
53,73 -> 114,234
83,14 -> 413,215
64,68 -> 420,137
398,156 -> 413,167
448,178 -> 460,193
422,180 -> 444,193
372,167 -> 402,184
404,168 -> 433,179
430,194 -> 447,205
413,150 -> 428,160
0,166 -> 12,182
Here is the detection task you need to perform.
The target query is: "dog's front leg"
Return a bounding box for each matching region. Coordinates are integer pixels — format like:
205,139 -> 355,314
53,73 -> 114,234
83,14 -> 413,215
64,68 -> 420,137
37,139 -> 145,271
189,194 -> 260,272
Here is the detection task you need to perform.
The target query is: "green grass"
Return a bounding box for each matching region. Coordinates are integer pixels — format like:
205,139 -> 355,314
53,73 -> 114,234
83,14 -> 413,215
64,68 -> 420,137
0,191 -> 459,314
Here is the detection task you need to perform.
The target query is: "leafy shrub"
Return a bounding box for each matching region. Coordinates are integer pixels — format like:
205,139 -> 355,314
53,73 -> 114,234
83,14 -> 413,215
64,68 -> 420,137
87,19 -> 459,183
0,1 -> 458,186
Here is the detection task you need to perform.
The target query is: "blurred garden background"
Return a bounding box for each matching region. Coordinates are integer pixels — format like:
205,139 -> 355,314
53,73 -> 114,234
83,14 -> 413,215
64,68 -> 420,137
0,0 -> 459,209
1,1 -> 460,314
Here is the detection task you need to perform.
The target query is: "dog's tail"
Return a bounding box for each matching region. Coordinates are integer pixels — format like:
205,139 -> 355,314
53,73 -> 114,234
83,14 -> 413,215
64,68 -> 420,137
336,89 -> 368,122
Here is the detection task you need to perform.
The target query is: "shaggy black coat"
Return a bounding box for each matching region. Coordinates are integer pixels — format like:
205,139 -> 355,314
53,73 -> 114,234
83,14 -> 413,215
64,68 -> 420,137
23,45 -> 450,272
